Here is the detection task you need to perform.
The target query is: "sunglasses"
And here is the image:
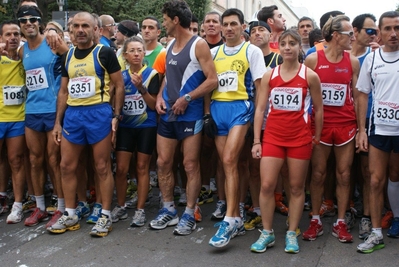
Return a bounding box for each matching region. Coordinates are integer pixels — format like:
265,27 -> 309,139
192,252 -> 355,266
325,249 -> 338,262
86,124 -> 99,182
363,28 -> 377,35
339,31 -> 354,37
18,17 -> 41,24
105,23 -> 116,27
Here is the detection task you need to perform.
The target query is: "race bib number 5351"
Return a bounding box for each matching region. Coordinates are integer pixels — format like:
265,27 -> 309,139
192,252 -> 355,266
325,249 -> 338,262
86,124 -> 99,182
68,76 -> 95,99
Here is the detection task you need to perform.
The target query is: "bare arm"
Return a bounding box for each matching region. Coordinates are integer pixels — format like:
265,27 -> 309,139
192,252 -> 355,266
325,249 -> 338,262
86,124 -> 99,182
304,53 -> 317,71
251,71 -> 272,159
53,77 -> 69,145
307,68 -> 323,143
109,70 -> 124,131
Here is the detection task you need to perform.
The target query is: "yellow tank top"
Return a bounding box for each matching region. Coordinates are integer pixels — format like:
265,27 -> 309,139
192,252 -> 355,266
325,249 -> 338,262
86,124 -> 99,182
0,55 -> 25,122
212,42 -> 251,101
65,45 -> 111,106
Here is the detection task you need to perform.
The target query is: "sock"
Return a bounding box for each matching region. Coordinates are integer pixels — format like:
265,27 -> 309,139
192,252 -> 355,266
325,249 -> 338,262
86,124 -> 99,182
264,229 -> 274,234
102,209 -> 111,217
163,201 -> 175,212
223,216 -> 235,226
372,227 -> 382,237
13,202 -> 23,210
253,207 -> 261,216
235,217 -> 242,226
388,179 -> 399,217
218,200 -> 226,205
66,208 -> 75,217
335,218 -> 345,226
35,195 -> 45,211
137,208 -> 144,213
185,207 -> 194,217
57,198 -> 65,212
202,185 -> 210,191
312,215 -> 321,224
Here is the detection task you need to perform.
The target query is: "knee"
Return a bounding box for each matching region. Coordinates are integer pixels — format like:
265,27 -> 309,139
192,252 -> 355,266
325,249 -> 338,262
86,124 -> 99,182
336,169 -> 351,186
157,156 -> 172,171
8,154 -> 24,172
260,182 -> 275,196
183,159 -> 198,175
136,161 -> 148,175
29,153 -> 44,168
95,160 -> 109,177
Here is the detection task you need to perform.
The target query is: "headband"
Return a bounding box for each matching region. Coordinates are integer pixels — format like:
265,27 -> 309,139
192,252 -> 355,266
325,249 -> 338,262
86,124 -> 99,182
17,6 -> 42,19
118,23 -> 138,37
249,21 -> 271,34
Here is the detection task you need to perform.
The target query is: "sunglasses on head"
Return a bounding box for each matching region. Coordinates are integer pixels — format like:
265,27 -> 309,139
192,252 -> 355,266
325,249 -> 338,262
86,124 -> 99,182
363,28 -> 377,35
18,17 -> 41,24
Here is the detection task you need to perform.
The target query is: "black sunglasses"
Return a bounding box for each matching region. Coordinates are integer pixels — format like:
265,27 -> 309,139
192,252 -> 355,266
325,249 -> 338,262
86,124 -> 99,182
363,28 -> 377,35
18,17 -> 41,24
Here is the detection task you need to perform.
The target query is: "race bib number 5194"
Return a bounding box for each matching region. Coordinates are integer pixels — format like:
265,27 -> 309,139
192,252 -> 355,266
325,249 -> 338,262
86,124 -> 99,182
271,87 -> 302,111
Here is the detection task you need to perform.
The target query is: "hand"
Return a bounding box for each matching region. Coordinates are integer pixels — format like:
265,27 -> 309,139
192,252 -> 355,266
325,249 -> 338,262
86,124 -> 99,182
155,95 -> 167,114
171,96 -> 189,115
203,114 -> 217,138
52,123 -> 62,145
251,143 -> 262,159
356,131 -> 368,153
130,72 -> 144,92
0,41 -> 8,56
45,31 -> 61,50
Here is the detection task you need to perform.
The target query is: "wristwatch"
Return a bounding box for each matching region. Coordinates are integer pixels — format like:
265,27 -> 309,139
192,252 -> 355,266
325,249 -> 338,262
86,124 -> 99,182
184,94 -> 192,102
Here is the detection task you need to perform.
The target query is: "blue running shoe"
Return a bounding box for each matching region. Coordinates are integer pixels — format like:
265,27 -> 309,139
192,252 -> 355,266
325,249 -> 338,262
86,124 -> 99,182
209,221 -> 236,248
250,229 -> 275,253
232,220 -> 246,238
387,217 -> 399,238
285,231 -> 299,253
87,203 -> 102,224
149,208 -> 179,230
76,201 -> 90,221
173,213 -> 196,235
211,200 -> 227,220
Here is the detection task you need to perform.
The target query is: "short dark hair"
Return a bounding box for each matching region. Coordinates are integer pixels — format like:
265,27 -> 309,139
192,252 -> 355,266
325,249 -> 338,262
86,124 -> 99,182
298,16 -> 314,28
257,5 -> 278,22
143,16 -> 161,29
162,0 -> 192,29
352,13 -> 376,30
309,28 -> 323,47
191,14 -> 198,24
0,20 -> 19,35
378,11 -> 399,30
319,10 -> 344,29
222,8 -> 244,25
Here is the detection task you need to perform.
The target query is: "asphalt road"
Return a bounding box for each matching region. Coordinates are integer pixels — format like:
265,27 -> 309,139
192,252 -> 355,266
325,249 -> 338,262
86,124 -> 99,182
0,189 -> 398,267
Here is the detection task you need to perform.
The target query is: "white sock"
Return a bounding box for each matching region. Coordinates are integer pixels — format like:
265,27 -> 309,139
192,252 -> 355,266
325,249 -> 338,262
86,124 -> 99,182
13,202 -> 23,210
312,215 -> 322,224
388,179 -> 399,217
57,198 -> 65,212
66,208 -> 75,217
102,209 -> 111,217
335,218 -> 345,226
372,227 -> 382,237
223,216 -> 235,226
253,207 -> 261,216
235,217 -> 242,226
35,195 -> 45,211
185,207 -> 194,217
163,201 -> 175,212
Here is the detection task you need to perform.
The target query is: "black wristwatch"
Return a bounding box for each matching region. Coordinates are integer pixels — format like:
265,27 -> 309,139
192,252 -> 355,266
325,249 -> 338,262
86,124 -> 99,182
113,114 -> 122,121
184,94 -> 192,102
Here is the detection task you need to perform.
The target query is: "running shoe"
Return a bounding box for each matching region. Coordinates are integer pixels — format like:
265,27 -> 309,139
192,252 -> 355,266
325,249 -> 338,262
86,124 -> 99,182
239,202 -> 246,222
111,205 -> 128,223
359,217 -> 372,239
210,178 -> 217,193
126,179 -> 137,198
130,209 -> 146,227
332,221 -> 353,243
275,193 -> 288,216
6,206 -> 24,224
76,201 -> 90,220
285,231 -> 299,253
232,221 -> 245,238
244,212 -> 262,231
178,190 -> 187,206
46,195 -> 58,215
357,232 -> 385,253
22,196 -> 36,213
87,203 -> 102,224
198,187 -> 213,205
173,213 -> 196,235
381,210 -> 393,229
250,229 -> 275,253
149,208 -> 179,230
344,209 -> 356,232
149,171 -> 158,187
47,212 -> 80,234
302,219 -> 323,241
194,204 -> 202,222
125,186 -> 152,209
24,208 -> 49,226
387,217 -> 399,238
0,195 -> 9,214
90,214 -> 112,237
45,210 -> 63,229
209,221 -> 236,248
211,200 -> 226,220
309,200 -> 336,218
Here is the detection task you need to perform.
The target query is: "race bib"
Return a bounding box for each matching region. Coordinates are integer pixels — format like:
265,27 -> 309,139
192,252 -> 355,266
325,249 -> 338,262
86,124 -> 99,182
271,87 -> 302,111
374,100 -> 399,127
26,67 -> 49,91
123,94 -> 147,115
217,71 -> 238,92
321,83 -> 347,106
68,76 -> 95,99
2,85 -> 25,105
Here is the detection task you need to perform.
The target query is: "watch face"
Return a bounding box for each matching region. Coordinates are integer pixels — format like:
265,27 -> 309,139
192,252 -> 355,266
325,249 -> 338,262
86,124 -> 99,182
185,94 -> 191,102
